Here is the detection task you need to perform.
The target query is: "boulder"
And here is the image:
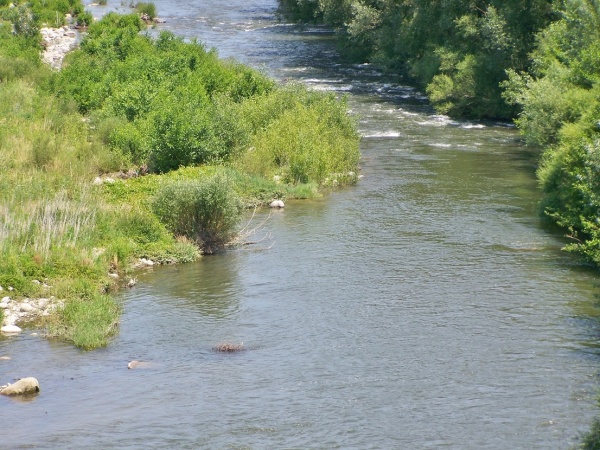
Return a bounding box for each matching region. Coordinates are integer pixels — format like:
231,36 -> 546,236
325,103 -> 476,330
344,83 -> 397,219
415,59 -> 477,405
213,342 -> 245,352
20,303 -> 34,313
0,377 -> 40,396
1,324 -> 21,334
269,200 -> 285,208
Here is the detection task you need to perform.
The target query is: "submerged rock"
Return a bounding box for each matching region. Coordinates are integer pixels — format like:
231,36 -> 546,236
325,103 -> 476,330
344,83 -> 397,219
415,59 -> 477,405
127,360 -> 150,369
213,342 -> 245,352
0,377 -> 40,396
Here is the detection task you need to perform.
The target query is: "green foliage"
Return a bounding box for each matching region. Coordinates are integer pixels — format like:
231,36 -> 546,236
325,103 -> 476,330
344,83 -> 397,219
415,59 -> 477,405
504,0 -> 600,266
581,416 -> 600,449
76,11 -> 93,27
0,4 -> 360,349
279,0 -> 555,119
2,4 -> 39,39
48,294 -> 121,350
151,174 -> 242,253
238,93 -> 359,184
51,14 -> 358,182
53,18 -> 276,169
135,2 -> 156,19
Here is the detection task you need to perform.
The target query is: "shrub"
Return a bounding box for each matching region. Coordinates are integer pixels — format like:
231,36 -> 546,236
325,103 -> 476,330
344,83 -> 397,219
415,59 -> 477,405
236,85 -> 360,185
76,11 -> 93,27
135,2 -> 156,19
151,174 -> 242,253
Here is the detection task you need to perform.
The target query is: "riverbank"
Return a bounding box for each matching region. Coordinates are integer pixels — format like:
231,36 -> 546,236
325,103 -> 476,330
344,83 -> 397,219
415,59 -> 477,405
0,5 -> 360,348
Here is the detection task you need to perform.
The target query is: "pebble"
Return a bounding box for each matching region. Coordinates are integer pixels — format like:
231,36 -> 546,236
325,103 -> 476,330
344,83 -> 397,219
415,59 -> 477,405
0,296 -> 60,330
0,377 -> 40,396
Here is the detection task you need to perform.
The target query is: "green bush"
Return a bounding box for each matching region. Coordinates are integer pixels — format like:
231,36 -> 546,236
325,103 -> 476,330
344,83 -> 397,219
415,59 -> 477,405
76,11 -> 93,27
580,416 -> 600,449
151,174 -> 242,253
235,84 -> 360,185
135,2 -> 156,19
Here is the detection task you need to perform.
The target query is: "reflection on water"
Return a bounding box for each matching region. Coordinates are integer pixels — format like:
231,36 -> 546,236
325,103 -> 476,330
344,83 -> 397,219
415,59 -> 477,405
2,0 -> 600,448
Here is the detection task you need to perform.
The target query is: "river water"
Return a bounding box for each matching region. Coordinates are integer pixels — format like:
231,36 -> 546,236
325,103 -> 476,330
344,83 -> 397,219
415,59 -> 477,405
2,1 -> 600,448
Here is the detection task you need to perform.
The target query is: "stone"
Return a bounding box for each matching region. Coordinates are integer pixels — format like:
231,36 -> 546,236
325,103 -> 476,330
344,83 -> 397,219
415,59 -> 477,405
0,377 -> 40,396
20,303 -> 34,313
269,200 -> 285,208
213,342 -> 245,352
3,313 -> 16,325
1,296 -> 10,303
127,360 -> 150,369
1,325 -> 22,334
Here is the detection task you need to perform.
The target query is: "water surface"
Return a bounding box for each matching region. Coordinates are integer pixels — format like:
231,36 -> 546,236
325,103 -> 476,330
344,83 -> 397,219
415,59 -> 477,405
2,1 -> 600,448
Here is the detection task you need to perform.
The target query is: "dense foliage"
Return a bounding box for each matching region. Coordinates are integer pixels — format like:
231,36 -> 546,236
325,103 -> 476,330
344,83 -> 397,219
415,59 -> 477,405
278,0 -> 555,119
504,0 -> 600,267
51,13 -> 359,178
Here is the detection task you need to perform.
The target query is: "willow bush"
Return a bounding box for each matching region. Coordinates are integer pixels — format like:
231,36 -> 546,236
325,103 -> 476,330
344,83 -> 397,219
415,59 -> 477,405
151,174 -> 242,253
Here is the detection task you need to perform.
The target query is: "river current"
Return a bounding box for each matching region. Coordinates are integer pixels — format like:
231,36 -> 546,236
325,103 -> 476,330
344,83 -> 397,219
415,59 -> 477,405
2,1 -> 600,448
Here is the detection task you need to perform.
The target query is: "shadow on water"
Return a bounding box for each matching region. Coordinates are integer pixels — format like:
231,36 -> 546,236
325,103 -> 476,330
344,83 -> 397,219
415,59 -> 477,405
139,255 -> 243,318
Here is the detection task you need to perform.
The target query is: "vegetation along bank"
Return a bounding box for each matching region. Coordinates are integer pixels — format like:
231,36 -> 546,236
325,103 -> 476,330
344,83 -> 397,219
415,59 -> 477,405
0,1 -> 360,349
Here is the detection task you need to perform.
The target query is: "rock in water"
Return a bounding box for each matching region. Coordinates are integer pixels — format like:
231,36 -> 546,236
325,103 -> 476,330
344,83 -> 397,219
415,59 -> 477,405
269,200 -> 285,208
213,342 -> 245,352
127,360 -> 150,369
0,377 -> 40,396
1,325 -> 22,334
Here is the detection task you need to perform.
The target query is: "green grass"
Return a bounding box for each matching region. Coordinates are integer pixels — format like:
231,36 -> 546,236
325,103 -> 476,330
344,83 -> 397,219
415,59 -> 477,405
46,293 -> 121,350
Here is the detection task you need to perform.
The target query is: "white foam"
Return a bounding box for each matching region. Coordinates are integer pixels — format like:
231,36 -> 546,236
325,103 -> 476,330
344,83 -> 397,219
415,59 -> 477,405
362,131 -> 402,138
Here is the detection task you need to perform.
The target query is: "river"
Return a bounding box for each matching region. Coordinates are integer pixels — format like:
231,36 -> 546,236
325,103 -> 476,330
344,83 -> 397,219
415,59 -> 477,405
2,1 -> 600,448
